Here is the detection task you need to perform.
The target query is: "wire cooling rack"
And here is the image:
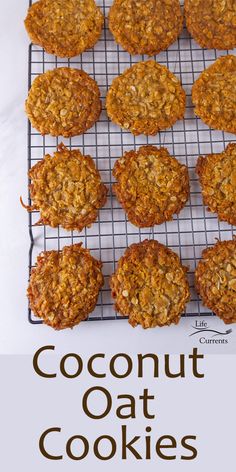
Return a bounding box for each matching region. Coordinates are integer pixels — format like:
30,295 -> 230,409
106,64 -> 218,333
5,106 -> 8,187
27,0 -> 236,324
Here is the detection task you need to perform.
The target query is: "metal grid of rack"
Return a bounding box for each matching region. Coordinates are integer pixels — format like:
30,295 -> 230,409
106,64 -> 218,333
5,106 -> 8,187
27,0 -> 236,324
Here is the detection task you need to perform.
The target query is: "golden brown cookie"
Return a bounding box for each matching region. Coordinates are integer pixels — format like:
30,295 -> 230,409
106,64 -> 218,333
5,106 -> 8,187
192,55 -> 236,135
185,0 -> 236,50
113,146 -> 189,227
25,67 -> 101,137
24,0 -> 104,58
28,244 -> 104,329
196,143 -> 236,226
106,60 -> 186,135
109,0 -> 183,56
22,143 -> 107,232
110,239 -> 190,329
195,239 -> 236,324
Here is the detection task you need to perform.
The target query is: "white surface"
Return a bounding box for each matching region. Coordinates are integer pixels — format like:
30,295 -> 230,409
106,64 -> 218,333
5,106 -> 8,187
0,0 -> 235,354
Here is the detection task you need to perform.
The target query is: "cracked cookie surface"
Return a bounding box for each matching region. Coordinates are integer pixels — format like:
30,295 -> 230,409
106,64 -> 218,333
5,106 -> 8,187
24,144 -> 107,232
106,60 -> 186,135
192,55 -> 236,135
25,67 -> 101,137
109,0 -> 183,56
195,239 -> 236,324
185,0 -> 236,50
113,146 -> 189,227
28,244 -> 104,330
110,239 -> 190,329
196,143 -> 236,226
25,0 -> 104,58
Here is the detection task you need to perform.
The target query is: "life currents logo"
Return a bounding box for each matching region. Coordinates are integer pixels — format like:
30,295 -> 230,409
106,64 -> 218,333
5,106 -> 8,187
189,320 -> 232,345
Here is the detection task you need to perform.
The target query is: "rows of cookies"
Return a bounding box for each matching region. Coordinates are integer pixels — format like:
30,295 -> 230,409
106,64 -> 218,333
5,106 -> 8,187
24,141 -> 236,234
28,236 -> 236,330
23,0 -> 236,329
25,55 -> 236,137
25,0 -> 236,57
24,141 -> 236,329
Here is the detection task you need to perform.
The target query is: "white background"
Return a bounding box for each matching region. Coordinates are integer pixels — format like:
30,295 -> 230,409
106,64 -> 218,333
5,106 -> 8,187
0,2 -> 235,469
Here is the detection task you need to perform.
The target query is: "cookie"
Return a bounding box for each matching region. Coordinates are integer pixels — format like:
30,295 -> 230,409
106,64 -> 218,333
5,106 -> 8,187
195,239 -> 236,324
192,55 -> 236,135
185,0 -> 236,50
110,239 -> 190,329
24,0 -> 104,58
22,143 -> 107,232
113,146 -> 189,227
109,0 -> 183,56
106,60 -> 186,135
196,143 -> 236,226
28,244 -> 104,329
25,67 -> 101,137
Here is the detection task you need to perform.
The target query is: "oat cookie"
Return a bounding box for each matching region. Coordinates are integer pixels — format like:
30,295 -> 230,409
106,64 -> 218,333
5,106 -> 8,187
110,239 -> 190,329
22,144 -> 107,232
195,239 -> 236,324
113,146 -> 189,227
185,0 -> 236,50
192,55 -> 236,135
196,143 -> 236,226
106,60 -> 186,135
109,0 -> 183,56
28,244 -> 104,329
25,67 -> 101,137
24,0 -> 104,58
